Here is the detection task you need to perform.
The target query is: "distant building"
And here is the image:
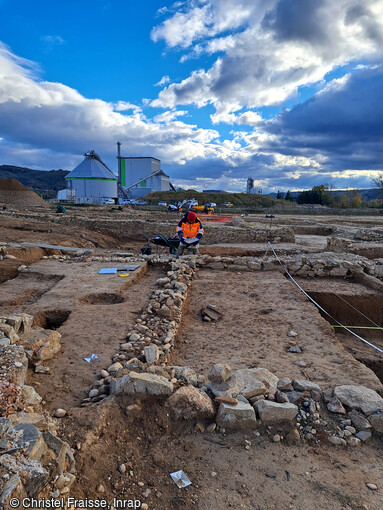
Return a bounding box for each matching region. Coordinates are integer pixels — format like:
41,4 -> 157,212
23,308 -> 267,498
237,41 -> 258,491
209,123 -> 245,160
61,150 -> 117,204
118,148 -> 173,198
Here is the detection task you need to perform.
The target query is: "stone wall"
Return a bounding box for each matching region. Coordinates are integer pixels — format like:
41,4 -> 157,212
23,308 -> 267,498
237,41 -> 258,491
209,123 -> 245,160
0,314 -> 76,507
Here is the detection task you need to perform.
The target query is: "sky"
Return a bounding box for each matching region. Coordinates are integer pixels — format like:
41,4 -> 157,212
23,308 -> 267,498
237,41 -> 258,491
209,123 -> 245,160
0,0 -> 382,193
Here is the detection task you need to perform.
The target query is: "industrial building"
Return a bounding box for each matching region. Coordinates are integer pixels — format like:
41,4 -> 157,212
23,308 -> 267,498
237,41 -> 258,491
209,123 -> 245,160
59,151 -> 118,204
57,145 -> 173,203
117,143 -> 173,198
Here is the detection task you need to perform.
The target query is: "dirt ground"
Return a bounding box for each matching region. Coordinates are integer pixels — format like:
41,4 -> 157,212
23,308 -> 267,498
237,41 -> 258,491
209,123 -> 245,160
170,270 -> 382,392
1,208 -> 383,510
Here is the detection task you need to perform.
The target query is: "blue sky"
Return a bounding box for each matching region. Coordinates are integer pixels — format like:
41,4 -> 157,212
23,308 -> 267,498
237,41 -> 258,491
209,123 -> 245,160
0,0 -> 382,192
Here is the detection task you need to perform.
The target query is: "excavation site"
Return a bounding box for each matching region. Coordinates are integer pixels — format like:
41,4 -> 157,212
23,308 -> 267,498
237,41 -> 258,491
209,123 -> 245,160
1,205 -> 383,510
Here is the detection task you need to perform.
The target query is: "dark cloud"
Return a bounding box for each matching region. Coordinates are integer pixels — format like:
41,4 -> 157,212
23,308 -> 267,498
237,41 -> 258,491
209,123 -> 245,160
262,0 -> 327,44
264,67 -> 383,171
345,5 -> 383,45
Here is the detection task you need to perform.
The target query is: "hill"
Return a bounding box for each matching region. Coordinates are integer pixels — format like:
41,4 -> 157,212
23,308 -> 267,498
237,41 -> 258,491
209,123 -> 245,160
0,165 -> 69,199
145,189 -> 281,209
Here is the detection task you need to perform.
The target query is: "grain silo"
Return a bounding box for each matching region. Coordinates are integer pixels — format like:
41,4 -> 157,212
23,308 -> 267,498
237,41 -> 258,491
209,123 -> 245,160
65,150 -> 117,204
117,143 -> 174,199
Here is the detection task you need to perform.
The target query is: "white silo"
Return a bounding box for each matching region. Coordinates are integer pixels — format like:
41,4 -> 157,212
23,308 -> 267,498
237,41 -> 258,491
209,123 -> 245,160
66,150 -> 117,204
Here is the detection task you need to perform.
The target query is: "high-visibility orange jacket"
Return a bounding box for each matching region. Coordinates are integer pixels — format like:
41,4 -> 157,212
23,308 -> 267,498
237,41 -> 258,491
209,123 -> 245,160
176,214 -> 204,239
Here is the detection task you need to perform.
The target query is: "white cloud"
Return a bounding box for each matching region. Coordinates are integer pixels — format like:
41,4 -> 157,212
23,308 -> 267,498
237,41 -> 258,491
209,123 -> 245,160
0,43 -> 238,173
153,109 -> 188,123
155,75 -> 171,86
151,0 -> 383,113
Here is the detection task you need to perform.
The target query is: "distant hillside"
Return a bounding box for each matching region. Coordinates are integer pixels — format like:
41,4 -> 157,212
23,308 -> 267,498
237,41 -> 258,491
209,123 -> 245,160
145,189 -> 281,208
0,165 -> 69,199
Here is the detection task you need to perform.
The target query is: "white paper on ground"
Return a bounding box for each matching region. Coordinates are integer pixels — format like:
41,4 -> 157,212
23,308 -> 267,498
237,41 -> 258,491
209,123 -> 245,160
170,470 -> 192,488
84,354 -> 98,362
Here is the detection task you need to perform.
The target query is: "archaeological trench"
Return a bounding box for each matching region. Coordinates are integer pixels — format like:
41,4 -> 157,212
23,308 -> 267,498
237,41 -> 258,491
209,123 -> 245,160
0,207 -> 383,510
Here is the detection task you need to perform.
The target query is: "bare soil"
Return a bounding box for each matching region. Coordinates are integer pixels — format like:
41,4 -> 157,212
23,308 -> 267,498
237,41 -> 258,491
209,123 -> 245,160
1,208 -> 383,509
170,269 -> 382,393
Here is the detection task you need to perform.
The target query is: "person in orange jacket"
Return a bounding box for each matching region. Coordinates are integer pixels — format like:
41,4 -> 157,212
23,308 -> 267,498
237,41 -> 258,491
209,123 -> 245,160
176,211 -> 204,256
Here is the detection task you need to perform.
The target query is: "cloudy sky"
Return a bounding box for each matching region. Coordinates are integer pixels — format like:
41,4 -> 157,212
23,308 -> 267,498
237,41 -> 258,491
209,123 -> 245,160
0,0 -> 382,192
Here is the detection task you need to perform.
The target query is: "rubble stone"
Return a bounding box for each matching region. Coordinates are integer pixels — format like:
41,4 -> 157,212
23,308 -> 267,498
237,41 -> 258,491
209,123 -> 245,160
232,368 -> 278,398
144,345 -> 159,364
368,412 -> 383,433
19,386 -> 42,406
0,454 -> 49,496
292,379 -> 321,392
327,397 -> 346,414
166,385 -> 215,420
277,378 -> 293,392
334,385 -> 383,415
254,400 -> 298,424
114,372 -> 173,396
0,475 -> 27,507
349,411 -> 371,430
24,328 -> 61,363
208,364 -> 232,384
356,430 -> 372,442
216,401 -> 257,430
167,366 -> 198,386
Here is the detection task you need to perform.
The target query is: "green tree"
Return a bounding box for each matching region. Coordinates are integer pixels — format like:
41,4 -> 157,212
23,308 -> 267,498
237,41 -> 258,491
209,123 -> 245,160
276,190 -> 283,199
285,190 -> 292,201
296,184 -> 332,205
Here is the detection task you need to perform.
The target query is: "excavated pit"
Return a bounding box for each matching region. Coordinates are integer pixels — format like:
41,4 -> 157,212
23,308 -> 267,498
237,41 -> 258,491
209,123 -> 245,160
308,291 -> 383,384
79,293 -> 125,305
33,309 -> 71,329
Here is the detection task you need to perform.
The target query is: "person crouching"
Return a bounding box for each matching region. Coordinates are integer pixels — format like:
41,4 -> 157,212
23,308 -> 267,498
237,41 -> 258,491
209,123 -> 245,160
176,211 -> 204,256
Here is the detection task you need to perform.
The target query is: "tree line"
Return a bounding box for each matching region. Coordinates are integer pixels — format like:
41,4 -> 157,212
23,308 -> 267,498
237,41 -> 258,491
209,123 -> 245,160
275,180 -> 383,209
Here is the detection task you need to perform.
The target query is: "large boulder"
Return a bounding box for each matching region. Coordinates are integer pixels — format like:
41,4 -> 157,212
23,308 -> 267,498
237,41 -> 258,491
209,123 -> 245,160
232,368 -> 278,398
216,401 -> 257,430
253,400 -> 298,424
114,372 -> 173,396
24,328 -> 61,364
334,385 -> 383,415
166,386 -> 216,420
208,367 -> 278,399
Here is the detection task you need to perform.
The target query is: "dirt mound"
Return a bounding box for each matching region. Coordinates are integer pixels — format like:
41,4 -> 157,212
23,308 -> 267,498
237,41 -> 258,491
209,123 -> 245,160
0,178 -> 48,206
